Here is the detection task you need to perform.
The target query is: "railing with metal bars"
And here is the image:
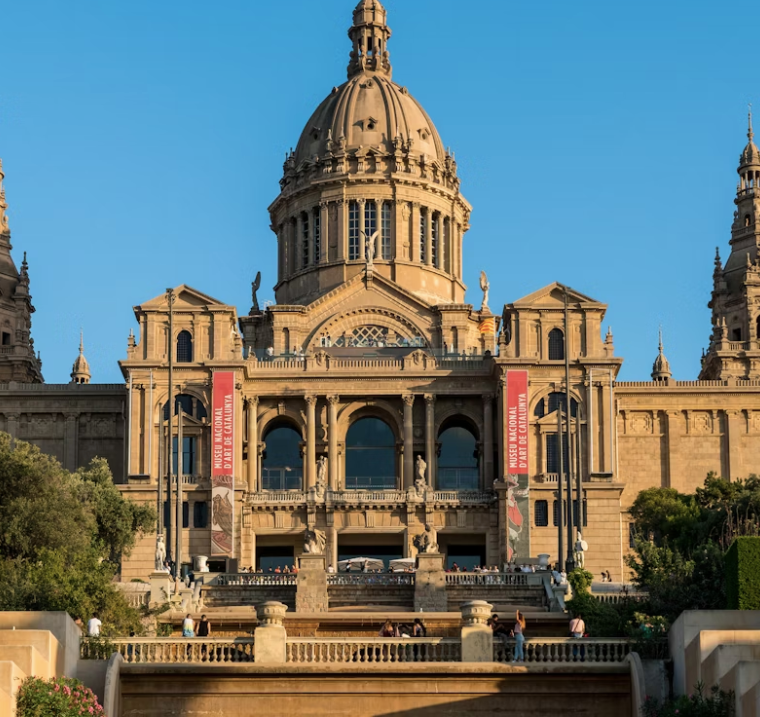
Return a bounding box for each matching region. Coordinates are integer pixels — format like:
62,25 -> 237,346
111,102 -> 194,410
215,573 -> 297,586
327,573 -> 415,586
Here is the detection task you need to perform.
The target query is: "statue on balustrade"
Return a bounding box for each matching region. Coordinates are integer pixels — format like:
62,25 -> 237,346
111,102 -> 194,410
413,524 -> 439,554
574,532 -> 588,569
415,455 -> 428,495
303,528 -> 327,555
154,536 -> 167,572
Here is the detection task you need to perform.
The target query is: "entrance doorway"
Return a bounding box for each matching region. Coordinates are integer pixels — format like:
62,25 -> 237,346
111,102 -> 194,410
338,533 -> 404,571
258,546 -> 295,572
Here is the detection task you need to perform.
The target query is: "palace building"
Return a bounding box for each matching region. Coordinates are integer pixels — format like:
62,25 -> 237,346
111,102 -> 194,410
2,0 -> 760,582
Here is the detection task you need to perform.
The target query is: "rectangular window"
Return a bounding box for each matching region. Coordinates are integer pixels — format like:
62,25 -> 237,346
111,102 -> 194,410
431,213 -> 439,267
419,209 -> 427,263
629,522 -> 636,548
313,210 -> 321,264
552,499 -> 587,527
163,501 -> 189,529
301,214 -> 309,268
183,500 -> 189,529
546,433 -> 570,475
381,202 -> 391,259
348,201 -> 360,260
535,500 -> 549,527
1,332 -> 10,346
172,436 -> 196,475
193,501 -> 209,529
553,499 -> 560,527
443,218 -> 450,272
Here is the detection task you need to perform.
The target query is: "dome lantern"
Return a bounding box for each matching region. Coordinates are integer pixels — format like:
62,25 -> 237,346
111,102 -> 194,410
651,328 -> 672,382
71,330 -> 91,385
348,0 -> 392,80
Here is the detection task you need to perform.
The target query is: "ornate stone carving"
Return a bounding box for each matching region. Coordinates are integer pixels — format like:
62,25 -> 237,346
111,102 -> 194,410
413,523 -> 439,554
303,528 -> 327,554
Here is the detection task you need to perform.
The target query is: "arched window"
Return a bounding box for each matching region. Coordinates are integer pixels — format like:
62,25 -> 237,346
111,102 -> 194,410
345,417 -> 396,490
262,423 -> 303,491
419,209 -> 428,263
756,315 -> 760,340
177,331 -> 193,363
534,393 -> 578,418
431,213 -> 440,268
162,395 -> 207,476
301,212 -> 310,268
548,329 -> 564,360
438,424 -> 479,490
163,394 -> 207,421
745,214 -> 752,227
381,202 -> 392,259
313,209 -> 321,264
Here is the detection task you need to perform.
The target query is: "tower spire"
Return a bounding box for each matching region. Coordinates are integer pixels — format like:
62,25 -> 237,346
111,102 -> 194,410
0,158 -> 10,236
347,0 -> 392,79
651,326 -> 672,381
70,328 -> 91,385
749,103 -> 754,144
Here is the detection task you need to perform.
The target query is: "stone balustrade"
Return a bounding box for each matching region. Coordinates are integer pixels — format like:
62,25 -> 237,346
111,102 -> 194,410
80,638 -> 255,664
249,491 -> 306,504
327,573 -> 415,587
246,489 -> 496,507
286,637 -> 461,663
329,489 -> 408,504
215,573 -> 298,587
493,638 -> 631,664
445,572 -> 531,587
114,582 -> 151,607
431,490 -> 496,504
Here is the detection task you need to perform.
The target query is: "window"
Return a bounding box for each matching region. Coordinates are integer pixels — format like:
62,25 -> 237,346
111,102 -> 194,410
301,213 -> 309,268
535,500 -> 549,527
535,393 -> 579,418
163,394 -> 207,421
757,316 -> 760,340
172,436 -> 197,475
163,500 -> 189,529
313,210 -> 321,264
348,201 -> 360,260
438,424 -> 479,490
365,201 -> 377,259
419,209 -> 427,263
381,202 -> 391,259
746,214 -> 752,227
1,332 -> 10,346
552,499 -> 587,527
553,500 -> 561,527
548,328 -> 564,360
345,417 -> 396,490
194,501 -> 209,529
431,213 -> 439,268
177,331 -> 193,363
262,424 -> 303,491
546,433 -> 569,474
629,522 -> 636,548
443,218 -> 450,272
732,328 -> 742,342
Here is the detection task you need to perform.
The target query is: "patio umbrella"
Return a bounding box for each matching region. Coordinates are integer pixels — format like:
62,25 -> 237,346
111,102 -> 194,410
337,557 -> 385,571
389,558 -> 416,572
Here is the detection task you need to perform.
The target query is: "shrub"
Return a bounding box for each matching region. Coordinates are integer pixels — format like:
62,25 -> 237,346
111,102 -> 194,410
641,682 -> 735,717
725,537 -> 760,610
17,676 -> 104,716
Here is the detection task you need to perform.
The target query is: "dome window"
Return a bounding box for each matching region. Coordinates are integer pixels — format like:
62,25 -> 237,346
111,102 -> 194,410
310,126 -> 320,141
745,214 -> 753,227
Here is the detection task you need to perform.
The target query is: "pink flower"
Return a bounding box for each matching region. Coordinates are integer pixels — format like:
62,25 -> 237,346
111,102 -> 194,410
54,684 -> 60,692
89,707 -> 94,714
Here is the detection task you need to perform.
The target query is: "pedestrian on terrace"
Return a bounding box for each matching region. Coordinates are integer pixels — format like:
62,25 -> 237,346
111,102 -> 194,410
511,611 -> 526,662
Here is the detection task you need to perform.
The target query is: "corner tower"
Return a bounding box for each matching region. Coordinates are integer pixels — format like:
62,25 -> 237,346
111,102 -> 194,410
700,111 -> 760,379
268,0 -> 472,308
0,160 -> 42,383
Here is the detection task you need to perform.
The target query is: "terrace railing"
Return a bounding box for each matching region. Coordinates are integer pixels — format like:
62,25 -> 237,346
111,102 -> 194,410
286,637 -> 461,664
214,573 -> 297,586
493,638 -> 631,664
327,573 -> 415,587
80,637 -> 255,664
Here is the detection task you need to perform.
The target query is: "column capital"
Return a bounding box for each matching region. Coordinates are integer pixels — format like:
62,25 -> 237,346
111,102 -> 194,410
65,413 -> 78,422
402,394 -> 416,407
319,200 -> 329,210
482,393 -> 495,403
305,395 -> 318,408
247,396 -> 260,409
424,394 -> 435,405
356,198 -> 366,206
327,395 -> 340,407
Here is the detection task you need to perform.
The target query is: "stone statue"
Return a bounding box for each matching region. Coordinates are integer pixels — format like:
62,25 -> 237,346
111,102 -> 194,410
413,524 -> 439,554
155,535 -> 166,572
574,532 -> 588,569
303,528 -> 327,555
415,455 -> 427,488
479,271 -> 490,311
317,456 -> 328,486
364,230 -> 379,270
250,271 -> 261,314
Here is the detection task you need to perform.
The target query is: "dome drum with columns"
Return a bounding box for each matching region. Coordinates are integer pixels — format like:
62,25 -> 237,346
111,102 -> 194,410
268,0 -> 471,310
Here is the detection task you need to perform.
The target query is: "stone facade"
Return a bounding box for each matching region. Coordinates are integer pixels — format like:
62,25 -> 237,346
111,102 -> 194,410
2,0 -> 760,584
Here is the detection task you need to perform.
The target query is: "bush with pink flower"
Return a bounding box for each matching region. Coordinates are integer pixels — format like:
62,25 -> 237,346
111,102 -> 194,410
16,676 -> 104,717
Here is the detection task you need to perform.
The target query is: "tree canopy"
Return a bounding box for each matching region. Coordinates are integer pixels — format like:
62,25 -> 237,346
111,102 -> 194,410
0,434 -> 155,634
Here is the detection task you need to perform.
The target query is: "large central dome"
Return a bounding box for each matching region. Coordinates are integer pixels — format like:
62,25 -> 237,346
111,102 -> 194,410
269,0 -> 471,308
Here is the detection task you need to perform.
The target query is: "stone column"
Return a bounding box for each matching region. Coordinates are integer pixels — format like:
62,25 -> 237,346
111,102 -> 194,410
64,413 -> 78,471
411,203 -> 421,262
296,554 -> 328,613
483,393 -> 494,486
424,394 -> 436,488
327,396 -> 339,490
394,200 -> 405,260
319,201 -> 329,264
250,530 -> 257,571
246,397 -> 259,493
460,601 -> 494,663
724,410 -> 742,481
254,602 -> 288,664
305,396 -> 317,490
424,209 -> 433,265
5,413 -> 18,441
337,200 -> 346,261
664,410 -> 681,489
403,395 -> 415,489
414,553 -> 447,612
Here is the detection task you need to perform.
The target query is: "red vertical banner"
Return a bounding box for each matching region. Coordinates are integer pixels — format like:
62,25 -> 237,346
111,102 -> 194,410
506,370 -> 530,561
211,371 -> 235,556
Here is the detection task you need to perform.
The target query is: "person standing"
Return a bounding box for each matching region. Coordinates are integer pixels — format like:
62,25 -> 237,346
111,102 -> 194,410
512,610 -> 526,662
87,613 -> 102,637
182,614 -> 195,638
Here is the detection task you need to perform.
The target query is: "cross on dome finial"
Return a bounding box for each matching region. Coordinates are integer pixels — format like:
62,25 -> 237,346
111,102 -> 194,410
79,328 -> 84,355
347,0 -> 392,80
749,103 -> 754,143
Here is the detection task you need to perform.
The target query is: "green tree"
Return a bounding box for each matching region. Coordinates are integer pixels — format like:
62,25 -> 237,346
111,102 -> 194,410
0,434 -> 155,634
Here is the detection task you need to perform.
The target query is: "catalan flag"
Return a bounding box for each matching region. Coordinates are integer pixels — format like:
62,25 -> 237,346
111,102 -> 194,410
479,317 -> 496,335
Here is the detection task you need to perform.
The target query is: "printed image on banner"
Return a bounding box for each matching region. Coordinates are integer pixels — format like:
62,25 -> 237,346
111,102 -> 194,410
506,370 -> 530,561
211,371 -> 235,556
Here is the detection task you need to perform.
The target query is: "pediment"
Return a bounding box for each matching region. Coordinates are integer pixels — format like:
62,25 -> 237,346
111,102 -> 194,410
136,284 -> 231,313
511,282 -> 604,310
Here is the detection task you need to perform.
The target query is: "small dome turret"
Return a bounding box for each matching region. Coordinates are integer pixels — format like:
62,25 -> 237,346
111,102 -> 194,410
71,330 -> 91,385
651,328 -> 672,382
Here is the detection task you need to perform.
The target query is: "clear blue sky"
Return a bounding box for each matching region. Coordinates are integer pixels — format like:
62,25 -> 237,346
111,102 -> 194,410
1,0 -> 755,383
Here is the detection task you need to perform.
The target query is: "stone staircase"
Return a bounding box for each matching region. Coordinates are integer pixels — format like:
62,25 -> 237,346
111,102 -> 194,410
446,584 -> 548,613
